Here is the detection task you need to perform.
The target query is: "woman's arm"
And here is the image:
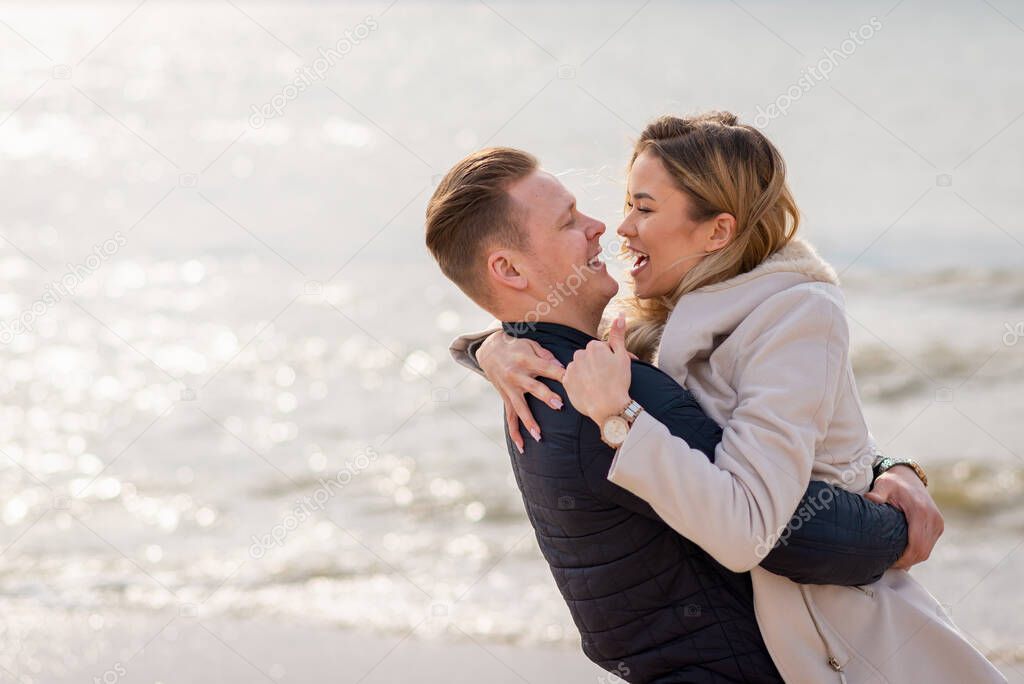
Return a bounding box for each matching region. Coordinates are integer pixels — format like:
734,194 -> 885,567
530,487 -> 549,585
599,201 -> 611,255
450,328 -> 566,452
579,390 -> 909,585
569,287 -> 852,572
449,327 -> 501,376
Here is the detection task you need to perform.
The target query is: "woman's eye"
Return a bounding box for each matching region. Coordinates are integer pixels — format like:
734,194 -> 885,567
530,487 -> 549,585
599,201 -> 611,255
636,206 -> 651,213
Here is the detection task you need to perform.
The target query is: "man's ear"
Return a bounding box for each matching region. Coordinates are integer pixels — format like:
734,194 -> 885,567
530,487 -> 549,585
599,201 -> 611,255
486,250 -> 529,291
706,213 -> 736,252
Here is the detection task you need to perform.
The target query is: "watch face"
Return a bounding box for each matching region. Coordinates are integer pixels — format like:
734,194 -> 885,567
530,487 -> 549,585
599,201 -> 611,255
602,416 -> 629,445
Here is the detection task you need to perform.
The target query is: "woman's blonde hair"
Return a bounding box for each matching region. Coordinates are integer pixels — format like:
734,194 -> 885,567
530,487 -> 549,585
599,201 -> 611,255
618,112 -> 800,361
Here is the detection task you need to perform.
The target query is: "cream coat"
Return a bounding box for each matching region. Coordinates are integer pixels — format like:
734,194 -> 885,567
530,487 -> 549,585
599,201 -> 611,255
607,238 -> 1005,683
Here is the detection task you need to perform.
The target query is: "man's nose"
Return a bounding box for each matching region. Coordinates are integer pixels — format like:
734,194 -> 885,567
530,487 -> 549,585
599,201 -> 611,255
584,214 -> 605,240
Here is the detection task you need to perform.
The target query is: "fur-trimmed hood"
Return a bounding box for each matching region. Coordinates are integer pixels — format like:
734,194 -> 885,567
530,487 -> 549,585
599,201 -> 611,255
656,237 -> 842,376
694,237 -> 839,293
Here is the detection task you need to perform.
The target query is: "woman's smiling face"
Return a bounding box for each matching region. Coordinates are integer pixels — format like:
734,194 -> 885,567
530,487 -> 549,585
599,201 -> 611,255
617,149 -> 720,299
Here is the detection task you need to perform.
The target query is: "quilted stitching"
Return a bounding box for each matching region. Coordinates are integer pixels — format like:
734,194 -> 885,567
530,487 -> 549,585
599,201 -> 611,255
505,323 -> 783,683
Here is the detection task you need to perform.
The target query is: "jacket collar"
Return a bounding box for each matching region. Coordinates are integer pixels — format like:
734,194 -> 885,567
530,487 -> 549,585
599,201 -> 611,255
690,237 -> 839,294
502,321 -> 596,349
657,237 -> 840,380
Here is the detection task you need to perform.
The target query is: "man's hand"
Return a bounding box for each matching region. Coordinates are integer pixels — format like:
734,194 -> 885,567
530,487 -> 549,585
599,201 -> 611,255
865,465 -> 944,570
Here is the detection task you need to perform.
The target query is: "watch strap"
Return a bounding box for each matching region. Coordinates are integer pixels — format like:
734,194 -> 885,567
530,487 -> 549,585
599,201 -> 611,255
874,456 -> 928,487
620,400 -> 643,424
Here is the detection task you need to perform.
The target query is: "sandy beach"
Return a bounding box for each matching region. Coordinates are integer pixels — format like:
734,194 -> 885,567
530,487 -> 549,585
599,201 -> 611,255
4,597 -> 1018,683
3,604 -> 608,683
8,605 -> 1019,683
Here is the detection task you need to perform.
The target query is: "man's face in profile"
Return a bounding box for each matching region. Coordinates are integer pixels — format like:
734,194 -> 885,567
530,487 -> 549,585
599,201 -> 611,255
504,170 -> 619,322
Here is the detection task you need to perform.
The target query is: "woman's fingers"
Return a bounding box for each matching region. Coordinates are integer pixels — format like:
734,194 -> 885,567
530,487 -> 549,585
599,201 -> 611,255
524,378 -> 563,410
529,339 -> 558,362
478,335 -> 567,451
503,399 -> 525,454
530,357 -> 565,383
507,391 -> 541,443
608,313 -> 627,355
527,341 -> 565,381
478,333 -> 530,379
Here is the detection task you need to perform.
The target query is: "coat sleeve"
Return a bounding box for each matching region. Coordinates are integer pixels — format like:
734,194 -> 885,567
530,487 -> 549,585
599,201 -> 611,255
591,386 -> 909,585
449,327 -> 501,377
592,466 -> 908,584
608,286 -> 850,572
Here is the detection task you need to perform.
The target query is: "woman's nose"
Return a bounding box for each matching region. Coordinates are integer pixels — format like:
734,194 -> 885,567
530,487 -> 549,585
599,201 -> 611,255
616,218 -> 635,238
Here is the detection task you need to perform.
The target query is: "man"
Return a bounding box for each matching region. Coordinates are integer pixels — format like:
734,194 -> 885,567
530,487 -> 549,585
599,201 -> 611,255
425,147 -> 941,682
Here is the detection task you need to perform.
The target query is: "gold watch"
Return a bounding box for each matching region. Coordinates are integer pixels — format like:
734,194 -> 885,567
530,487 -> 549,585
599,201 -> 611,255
873,457 -> 928,487
600,400 -> 643,448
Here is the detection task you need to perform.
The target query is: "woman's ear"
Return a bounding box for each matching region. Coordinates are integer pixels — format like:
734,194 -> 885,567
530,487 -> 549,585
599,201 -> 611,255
706,213 -> 736,252
487,250 -> 529,291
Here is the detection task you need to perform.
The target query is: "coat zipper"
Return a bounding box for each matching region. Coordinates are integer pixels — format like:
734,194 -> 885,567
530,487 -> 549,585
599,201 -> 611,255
852,584 -> 876,598
799,585 -> 848,683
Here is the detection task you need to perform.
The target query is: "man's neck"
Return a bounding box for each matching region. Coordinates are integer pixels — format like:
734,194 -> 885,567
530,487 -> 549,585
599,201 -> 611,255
498,307 -> 603,338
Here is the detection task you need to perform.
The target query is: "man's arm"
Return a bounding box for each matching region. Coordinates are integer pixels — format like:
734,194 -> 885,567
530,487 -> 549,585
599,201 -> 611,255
584,451 -> 906,585
758,481 -> 906,584
575,380 -> 908,586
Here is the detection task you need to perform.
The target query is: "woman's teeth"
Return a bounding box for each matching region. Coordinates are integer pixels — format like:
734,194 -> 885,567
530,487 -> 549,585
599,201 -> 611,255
631,253 -> 649,275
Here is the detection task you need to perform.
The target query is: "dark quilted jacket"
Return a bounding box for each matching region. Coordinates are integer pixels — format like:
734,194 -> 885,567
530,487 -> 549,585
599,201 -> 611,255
501,322 -> 907,683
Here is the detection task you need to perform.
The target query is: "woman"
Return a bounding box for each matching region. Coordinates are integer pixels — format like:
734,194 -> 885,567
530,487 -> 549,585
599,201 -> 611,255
456,113 -> 1005,682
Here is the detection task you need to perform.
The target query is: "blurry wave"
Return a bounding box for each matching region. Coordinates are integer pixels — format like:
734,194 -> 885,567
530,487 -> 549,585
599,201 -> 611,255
853,341 -> 1024,402
928,460 -> 1024,517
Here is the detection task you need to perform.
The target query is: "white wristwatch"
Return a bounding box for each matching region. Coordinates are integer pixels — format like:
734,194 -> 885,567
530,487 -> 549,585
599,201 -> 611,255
600,400 -> 643,448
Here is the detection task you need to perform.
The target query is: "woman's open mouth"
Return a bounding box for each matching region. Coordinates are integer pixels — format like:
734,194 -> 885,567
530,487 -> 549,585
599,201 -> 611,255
628,248 -> 650,276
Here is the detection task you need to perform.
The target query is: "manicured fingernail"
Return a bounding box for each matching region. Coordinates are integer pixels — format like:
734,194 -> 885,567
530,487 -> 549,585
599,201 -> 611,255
516,442 -> 524,454
549,397 -> 563,410
530,428 -> 541,442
